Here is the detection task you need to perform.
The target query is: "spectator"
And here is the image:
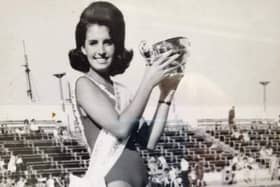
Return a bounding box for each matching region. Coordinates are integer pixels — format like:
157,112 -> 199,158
259,146 -> 266,159
195,161 -> 205,187
63,174 -> 70,187
228,106 -> 236,132
270,154 -> 279,180
231,153 -> 238,168
15,176 -> 26,187
158,156 -> 169,170
30,119 -> 39,134
15,128 -> 25,140
36,174 -> 46,187
3,124 -> 8,135
242,130 -> 250,143
231,127 -> 242,140
242,156 -> 253,183
54,176 -> 63,187
222,166 -> 235,185
0,156 -> 5,173
24,165 -> 33,179
147,156 -> 158,175
162,168 -> 170,187
7,152 -> 16,173
0,124 -> 5,134
15,154 -> 24,172
266,145 -> 273,156
46,174 -> 55,187
61,129 -> 70,140
23,119 -> 30,133
52,128 -> 59,140
189,167 -> 196,186
6,177 -> 15,187
27,174 -> 38,187
180,158 -> 190,187
169,166 -> 180,187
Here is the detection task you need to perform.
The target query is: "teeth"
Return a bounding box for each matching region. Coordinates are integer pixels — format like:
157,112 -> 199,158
94,57 -> 108,60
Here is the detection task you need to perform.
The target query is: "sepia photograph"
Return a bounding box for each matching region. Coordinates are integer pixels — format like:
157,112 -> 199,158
0,0 -> 280,186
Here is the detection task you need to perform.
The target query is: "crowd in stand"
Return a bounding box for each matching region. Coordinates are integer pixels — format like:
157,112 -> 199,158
0,152 -> 69,187
1,114 -> 280,186
0,149 -> 69,187
0,119 -> 42,137
259,144 -> 280,180
0,119 -> 69,141
0,119 -> 72,187
223,148 -> 280,185
0,152 -> 25,175
222,107 -> 280,184
0,173 -> 69,187
147,156 -> 206,187
223,152 -> 258,185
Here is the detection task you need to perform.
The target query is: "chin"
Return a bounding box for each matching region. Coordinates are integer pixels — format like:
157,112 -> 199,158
94,65 -> 111,73
91,63 -> 111,71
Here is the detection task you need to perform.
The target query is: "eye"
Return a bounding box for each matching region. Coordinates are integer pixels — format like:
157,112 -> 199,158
104,39 -> 113,45
88,40 -> 98,45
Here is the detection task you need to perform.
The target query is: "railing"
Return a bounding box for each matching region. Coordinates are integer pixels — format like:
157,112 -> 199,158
197,118 -> 276,129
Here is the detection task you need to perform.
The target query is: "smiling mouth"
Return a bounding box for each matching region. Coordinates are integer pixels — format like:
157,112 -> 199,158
93,57 -> 109,60
93,57 -> 109,64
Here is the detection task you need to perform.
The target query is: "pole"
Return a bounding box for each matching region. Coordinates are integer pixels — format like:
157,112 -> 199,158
53,73 -> 66,112
58,78 -> 64,101
259,81 -> 270,113
264,85 -> 266,112
22,40 -> 34,102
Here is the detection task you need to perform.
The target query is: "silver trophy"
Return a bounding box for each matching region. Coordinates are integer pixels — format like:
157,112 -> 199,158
139,36 -> 190,74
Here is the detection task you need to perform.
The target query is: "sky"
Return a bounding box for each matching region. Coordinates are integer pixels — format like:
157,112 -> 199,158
0,0 -> 280,120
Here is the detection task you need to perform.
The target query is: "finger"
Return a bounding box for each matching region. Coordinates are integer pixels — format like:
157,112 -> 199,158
159,53 -> 180,69
177,63 -> 186,73
167,73 -> 184,80
163,64 -> 182,75
170,72 -> 184,78
152,50 -> 174,65
167,64 -> 186,78
172,73 -> 184,80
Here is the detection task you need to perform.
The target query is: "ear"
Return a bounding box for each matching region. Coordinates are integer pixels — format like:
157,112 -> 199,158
81,46 -> 86,55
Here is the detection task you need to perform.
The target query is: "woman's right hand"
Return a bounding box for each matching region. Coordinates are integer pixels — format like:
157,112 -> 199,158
142,50 -> 180,88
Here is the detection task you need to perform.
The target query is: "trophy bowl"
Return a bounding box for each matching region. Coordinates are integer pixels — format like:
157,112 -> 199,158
139,36 -> 190,73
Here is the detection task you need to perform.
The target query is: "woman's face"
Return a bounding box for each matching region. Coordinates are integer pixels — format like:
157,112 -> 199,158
82,24 -> 115,73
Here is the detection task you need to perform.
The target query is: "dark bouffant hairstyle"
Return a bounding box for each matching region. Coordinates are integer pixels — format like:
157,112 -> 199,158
69,1 -> 133,76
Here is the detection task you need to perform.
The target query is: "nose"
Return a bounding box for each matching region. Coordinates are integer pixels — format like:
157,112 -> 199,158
97,43 -> 105,55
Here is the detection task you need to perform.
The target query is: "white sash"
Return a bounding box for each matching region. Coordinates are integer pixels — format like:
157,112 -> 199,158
69,76 -> 131,187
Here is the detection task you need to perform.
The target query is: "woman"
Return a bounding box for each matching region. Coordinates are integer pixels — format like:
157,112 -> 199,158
69,1 -> 184,187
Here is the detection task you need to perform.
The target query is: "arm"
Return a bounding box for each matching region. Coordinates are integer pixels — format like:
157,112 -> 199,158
146,74 -> 183,149
76,51 -> 180,140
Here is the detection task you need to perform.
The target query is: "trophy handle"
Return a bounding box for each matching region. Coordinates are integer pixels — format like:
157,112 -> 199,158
139,40 -> 153,65
139,40 -> 152,58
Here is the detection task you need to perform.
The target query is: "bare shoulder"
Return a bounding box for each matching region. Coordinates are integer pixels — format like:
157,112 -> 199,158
75,76 -> 96,90
75,76 -> 90,87
75,76 -> 101,98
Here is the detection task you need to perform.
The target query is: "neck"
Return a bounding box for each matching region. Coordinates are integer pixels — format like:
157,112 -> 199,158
87,69 -> 113,87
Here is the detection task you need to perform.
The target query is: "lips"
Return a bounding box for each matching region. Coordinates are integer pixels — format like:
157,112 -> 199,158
93,56 -> 109,60
92,57 -> 109,65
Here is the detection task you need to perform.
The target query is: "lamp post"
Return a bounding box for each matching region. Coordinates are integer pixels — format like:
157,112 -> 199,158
22,40 -> 35,102
53,73 -> 66,112
259,81 -> 270,113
